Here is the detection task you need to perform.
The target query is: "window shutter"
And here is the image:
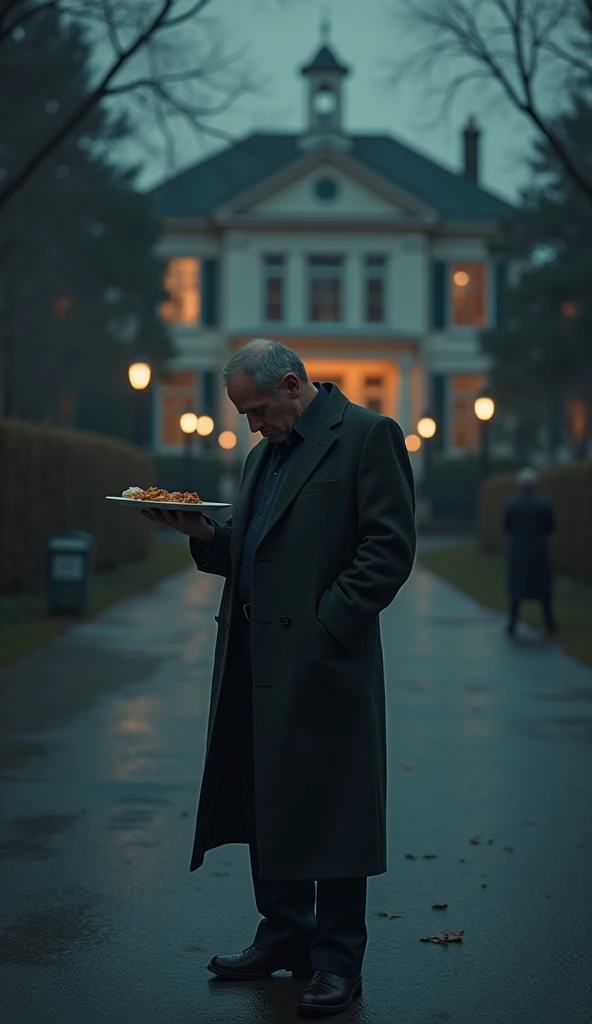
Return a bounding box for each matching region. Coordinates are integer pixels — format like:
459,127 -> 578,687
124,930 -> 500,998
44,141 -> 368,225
433,261 -> 447,329
495,262 -> 508,327
202,258 -> 219,326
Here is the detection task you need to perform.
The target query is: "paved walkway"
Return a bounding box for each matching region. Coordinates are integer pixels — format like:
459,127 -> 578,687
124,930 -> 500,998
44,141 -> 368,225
1,556 -> 591,1024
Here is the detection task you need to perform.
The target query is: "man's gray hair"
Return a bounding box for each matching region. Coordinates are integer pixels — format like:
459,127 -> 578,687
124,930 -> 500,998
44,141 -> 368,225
221,339 -> 309,393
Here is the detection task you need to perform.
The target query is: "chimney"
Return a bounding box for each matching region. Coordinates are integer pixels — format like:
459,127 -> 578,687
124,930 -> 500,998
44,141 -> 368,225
463,116 -> 480,182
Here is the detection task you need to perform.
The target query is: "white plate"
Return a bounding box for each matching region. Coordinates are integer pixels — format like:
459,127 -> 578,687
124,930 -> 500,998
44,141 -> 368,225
106,496 -> 231,511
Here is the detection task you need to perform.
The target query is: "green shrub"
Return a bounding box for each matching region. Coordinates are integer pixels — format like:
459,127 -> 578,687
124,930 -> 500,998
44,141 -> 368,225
477,460 -> 592,584
0,419 -> 153,592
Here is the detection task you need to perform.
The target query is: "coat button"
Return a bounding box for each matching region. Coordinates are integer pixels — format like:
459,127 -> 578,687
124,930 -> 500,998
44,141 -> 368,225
280,615 -> 291,627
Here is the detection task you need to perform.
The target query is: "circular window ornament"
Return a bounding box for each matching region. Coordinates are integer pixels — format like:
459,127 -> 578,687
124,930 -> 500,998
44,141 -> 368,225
315,178 -> 338,201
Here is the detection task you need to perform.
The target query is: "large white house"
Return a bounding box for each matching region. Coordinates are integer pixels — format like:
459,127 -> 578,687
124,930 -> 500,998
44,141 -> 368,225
150,35 -> 512,467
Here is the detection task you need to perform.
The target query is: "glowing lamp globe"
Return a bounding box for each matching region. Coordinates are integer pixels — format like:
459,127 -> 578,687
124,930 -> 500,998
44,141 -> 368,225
405,434 -> 421,453
417,417 -> 437,439
180,412 -> 199,434
197,415 -> 215,437
128,362 -> 151,391
474,397 -> 495,422
218,430 -> 237,450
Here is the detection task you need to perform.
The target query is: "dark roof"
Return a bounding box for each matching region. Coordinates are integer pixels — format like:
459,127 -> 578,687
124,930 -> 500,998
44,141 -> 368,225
150,132 -> 513,222
301,44 -> 349,75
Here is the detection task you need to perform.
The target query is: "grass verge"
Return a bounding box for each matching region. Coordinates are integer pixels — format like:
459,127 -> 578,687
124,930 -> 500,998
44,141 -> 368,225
0,537 -> 193,669
418,542 -> 592,670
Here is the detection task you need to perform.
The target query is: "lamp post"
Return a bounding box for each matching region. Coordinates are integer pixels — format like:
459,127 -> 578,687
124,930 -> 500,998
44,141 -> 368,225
128,360 -> 151,447
474,393 -> 495,482
180,411 -> 198,489
196,414 -> 215,453
417,415 -> 437,520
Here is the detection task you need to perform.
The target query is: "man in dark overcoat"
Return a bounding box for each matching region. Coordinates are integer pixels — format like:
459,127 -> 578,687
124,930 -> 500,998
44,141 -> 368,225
503,467 -> 556,636
142,339 -> 416,1015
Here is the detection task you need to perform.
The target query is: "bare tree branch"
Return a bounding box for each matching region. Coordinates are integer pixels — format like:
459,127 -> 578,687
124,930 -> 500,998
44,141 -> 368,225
387,0 -> 592,203
101,0 -> 123,56
0,0 -> 57,43
0,0 -> 230,213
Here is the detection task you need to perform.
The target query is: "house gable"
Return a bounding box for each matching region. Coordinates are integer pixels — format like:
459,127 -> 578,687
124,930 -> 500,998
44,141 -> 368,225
214,146 -> 438,223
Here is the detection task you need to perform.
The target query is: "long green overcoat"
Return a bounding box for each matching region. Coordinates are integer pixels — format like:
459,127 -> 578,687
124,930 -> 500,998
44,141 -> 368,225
189,384 -> 416,880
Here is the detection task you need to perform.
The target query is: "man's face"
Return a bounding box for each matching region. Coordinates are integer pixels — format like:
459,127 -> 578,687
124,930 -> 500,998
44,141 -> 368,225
227,372 -> 302,443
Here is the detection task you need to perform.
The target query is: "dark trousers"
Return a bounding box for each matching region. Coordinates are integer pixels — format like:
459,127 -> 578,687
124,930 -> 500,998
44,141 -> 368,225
232,613 -> 368,978
508,596 -> 556,633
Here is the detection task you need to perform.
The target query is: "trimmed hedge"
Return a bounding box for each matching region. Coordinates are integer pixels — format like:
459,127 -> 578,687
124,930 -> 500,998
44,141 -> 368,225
477,460 -> 592,585
0,419 -> 153,593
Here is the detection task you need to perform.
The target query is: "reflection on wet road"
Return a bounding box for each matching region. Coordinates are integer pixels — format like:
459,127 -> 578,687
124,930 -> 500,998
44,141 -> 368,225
1,563 -> 591,1023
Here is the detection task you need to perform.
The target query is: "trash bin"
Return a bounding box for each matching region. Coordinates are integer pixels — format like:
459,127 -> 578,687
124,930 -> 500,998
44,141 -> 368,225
47,530 -> 96,615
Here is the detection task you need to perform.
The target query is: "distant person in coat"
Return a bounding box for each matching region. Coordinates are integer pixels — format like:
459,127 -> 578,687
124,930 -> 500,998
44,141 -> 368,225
503,467 -> 556,636
141,339 -> 416,1016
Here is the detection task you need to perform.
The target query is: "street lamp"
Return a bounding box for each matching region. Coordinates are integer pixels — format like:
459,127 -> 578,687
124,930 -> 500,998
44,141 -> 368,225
405,433 -> 421,453
474,391 -> 495,481
128,360 -> 152,447
180,411 -> 198,489
417,416 -> 437,440
417,415 -> 437,518
218,430 -> 237,450
196,415 -> 214,437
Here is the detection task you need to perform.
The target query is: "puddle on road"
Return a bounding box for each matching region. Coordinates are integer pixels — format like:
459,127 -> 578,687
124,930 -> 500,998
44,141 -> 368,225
0,813 -> 79,861
0,891 -> 109,966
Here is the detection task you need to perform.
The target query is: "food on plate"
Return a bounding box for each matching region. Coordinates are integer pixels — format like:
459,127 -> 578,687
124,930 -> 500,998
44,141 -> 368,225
121,486 -> 203,504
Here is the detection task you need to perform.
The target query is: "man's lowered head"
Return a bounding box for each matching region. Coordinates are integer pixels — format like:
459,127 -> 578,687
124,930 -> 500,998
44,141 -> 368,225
223,339 -> 318,444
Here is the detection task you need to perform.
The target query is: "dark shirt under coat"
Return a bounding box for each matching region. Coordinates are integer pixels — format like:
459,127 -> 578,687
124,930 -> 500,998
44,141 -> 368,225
503,490 -> 555,599
191,383 -> 329,604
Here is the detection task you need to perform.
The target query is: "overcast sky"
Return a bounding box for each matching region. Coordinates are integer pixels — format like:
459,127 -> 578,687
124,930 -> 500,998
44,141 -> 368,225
118,0 -> 540,204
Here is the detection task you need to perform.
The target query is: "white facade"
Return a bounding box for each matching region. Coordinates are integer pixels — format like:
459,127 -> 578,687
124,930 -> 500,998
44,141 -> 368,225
151,41 -> 510,471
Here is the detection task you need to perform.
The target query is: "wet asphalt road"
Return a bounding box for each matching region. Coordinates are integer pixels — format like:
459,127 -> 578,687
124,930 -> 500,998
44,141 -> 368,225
1,551 -> 592,1024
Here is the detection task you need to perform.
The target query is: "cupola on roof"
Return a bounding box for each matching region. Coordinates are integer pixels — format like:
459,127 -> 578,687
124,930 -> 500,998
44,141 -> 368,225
301,43 -> 349,76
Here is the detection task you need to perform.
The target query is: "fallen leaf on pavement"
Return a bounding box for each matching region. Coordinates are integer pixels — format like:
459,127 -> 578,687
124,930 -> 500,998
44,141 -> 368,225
377,910 -> 405,919
422,853 -> 438,859
420,929 -> 464,944
470,836 -> 484,844
404,763 -> 415,770
502,846 -> 515,852
405,853 -> 416,859
432,902 -> 448,910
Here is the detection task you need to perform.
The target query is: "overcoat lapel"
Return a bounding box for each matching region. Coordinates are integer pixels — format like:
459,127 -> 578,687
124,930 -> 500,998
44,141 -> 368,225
229,440 -> 270,568
259,388 -> 347,544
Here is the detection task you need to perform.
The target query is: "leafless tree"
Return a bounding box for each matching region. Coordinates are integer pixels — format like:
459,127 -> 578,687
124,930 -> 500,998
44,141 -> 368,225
387,0 -> 592,203
0,0 -> 260,212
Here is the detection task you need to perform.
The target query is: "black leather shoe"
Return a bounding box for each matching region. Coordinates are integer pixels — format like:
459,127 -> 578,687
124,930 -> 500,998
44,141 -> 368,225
208,944 -> 314,980
297,970 -> 363,1015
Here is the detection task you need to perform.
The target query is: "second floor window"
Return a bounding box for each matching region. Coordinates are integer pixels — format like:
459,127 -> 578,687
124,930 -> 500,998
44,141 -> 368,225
308,255 -> 343,321
160,257 -> 201,325
263,255 -> 285,321
364,256 -> 386,322
451,261 -> 486,327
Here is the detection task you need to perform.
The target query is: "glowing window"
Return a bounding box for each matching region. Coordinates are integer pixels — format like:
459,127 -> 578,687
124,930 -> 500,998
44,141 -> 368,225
161,371 -> 197,445
160,258 -> 201,325
451,261 -> 486,327
451,373 -> 486,450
